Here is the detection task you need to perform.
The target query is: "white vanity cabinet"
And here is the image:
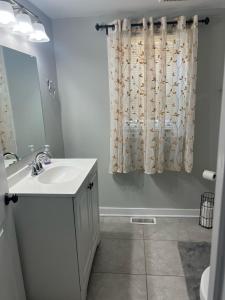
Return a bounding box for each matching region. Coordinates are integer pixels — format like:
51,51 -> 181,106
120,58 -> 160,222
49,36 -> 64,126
12,160 -> 100,300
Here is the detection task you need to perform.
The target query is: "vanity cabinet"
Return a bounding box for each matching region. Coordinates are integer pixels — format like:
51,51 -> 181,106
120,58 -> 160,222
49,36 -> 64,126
13,162 -> 100,300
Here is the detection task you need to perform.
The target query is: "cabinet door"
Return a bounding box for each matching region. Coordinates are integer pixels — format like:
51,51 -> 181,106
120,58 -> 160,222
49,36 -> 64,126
14,196 -> 81,300
74,185 -> 92,289
89,172 -> 100,245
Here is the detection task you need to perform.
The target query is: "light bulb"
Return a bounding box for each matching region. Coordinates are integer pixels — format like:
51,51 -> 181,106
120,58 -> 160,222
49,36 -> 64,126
0,1 -> 16,26
29,23 -> 50,43
13,13 -> 33,35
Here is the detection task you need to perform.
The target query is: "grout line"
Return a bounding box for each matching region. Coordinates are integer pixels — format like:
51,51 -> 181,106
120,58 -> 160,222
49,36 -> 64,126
100,236 -> 144,241
100,234 -> 211,243
100,236 -> 144,240
143,239 -> 149,300
146,273 -> 185,277
92,271 -> 147,275
92,271 -> 185,278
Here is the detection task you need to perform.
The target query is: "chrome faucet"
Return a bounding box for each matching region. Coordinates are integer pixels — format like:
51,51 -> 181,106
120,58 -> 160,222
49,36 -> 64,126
35,151 -> 51,165
29,151 -> 52,176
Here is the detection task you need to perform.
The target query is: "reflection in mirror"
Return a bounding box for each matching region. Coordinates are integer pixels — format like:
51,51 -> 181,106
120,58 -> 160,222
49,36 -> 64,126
0,46 -> 45,168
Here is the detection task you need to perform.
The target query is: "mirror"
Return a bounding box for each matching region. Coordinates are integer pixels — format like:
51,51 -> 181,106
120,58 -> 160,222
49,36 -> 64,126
0,46 -> 45,168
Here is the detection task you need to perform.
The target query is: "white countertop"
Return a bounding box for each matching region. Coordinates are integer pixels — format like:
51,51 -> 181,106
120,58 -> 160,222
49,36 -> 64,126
8,159 -> 97,197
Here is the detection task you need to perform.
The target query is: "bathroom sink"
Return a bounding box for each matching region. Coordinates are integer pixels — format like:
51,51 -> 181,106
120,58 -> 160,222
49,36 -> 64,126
8,159 -> 97,195
38,165 -> 80,184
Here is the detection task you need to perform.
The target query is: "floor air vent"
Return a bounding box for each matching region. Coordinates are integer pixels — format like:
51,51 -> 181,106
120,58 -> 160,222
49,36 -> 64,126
130,217 -> 156,225
159,0 -> 188,2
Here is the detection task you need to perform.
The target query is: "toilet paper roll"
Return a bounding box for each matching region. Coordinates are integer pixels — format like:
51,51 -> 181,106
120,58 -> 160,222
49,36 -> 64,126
202,170 -> 216,181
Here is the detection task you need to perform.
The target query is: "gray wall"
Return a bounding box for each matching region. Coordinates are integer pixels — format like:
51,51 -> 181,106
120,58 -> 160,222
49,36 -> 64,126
0,0 -> 64,158
53,13 -> 225,209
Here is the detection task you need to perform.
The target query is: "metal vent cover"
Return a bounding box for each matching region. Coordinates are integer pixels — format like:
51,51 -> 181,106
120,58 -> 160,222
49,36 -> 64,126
130,217 -> 156,225
159,0 -> 188,2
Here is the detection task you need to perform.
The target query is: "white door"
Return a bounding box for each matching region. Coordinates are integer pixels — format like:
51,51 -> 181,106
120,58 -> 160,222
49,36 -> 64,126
0,153 -> 26,300
208,59 -> 225,299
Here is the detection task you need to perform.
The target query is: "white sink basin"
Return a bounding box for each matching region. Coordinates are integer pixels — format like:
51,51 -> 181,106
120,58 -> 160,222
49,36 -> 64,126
38,166 -> 80,184
8,159 -> 97,195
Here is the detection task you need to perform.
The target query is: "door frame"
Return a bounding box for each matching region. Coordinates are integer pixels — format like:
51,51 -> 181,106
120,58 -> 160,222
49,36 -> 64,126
208,59 -> 225,299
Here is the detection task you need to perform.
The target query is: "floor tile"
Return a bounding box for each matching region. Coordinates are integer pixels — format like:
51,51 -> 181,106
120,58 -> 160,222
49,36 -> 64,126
147,275 -> 189,300
178,218 -> 212,242
93,238 -> 146,274
94,216 -> 210,300
145,240 -> 184,276
156,217 -> 182,223
87,273 -> 147,300
101,222 -> 143,240
143,218 -> 179,241
102,216 -> 131,223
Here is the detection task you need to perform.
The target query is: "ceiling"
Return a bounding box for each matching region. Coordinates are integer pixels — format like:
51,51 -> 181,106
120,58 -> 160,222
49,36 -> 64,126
29,0 -> 225,19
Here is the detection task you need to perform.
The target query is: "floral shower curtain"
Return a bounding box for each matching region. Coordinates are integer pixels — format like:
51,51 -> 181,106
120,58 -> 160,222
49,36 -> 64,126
107,16 -> 198,174
0,47 -> 17,154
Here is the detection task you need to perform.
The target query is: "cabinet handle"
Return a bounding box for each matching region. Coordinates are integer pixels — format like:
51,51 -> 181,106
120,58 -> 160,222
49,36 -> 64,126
4,193 -> 18,206
87,182 -> 94,190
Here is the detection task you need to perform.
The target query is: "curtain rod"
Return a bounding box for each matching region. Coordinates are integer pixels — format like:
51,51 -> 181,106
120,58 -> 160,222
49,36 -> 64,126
95,17 -> 210,35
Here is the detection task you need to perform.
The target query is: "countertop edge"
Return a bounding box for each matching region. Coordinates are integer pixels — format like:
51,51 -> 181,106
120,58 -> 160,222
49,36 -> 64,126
8,159 -> 98,197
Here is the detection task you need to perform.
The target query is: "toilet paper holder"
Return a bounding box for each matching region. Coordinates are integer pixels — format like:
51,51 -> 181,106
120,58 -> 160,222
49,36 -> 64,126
199,192 -> 214,229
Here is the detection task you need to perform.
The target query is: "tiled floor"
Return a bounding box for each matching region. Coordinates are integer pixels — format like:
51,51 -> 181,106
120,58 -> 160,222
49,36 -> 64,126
87,217 -> 212,300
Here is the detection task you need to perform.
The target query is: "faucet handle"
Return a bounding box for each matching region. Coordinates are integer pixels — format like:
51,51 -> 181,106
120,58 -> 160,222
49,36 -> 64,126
31,164 -> 38,176
30,160 -> 44,176
37,161 -> 43,171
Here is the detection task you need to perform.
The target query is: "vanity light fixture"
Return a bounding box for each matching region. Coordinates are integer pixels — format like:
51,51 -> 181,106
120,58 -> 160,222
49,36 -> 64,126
0,1 -> 16,26
29,22 -> 49,42
13,13 -> 33,34
0,0 -> 50,43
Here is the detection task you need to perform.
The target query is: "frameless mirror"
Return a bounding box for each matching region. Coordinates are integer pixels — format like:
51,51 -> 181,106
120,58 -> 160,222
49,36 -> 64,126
0,46 -> 45,168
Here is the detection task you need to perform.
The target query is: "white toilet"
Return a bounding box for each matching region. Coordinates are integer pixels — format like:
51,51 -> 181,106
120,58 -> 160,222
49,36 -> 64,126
200,266 -> 210,300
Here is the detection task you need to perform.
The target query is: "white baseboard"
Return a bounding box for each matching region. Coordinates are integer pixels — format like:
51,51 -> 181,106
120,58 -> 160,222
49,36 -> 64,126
100,207 -> 200,218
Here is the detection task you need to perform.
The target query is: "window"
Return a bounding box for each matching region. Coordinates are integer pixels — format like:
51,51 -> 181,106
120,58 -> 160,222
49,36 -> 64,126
129,32 -> 186,131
